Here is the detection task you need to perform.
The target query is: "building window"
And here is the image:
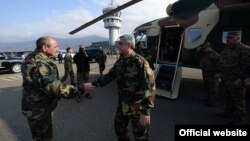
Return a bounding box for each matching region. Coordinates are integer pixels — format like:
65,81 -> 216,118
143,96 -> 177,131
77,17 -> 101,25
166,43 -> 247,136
111,19 -> 114,23
107,19 -> 109,22
187,28 -> 202,43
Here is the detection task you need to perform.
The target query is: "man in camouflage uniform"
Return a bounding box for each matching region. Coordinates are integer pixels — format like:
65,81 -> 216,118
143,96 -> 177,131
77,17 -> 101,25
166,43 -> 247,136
9,52 -> 15,58
197,42 -> 222,107
21,36 -> 94,141
135,41 -> 155,70
61,47 -> 75,85
219,31 -> 250,124
96,47 -> 107,76
92,34 -> 155,141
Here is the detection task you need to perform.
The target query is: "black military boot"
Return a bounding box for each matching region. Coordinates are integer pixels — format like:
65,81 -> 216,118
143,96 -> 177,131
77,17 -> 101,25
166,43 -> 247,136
76,95 -> 82,103
216,112 -> 232,118
71,81 -> 76,86
84,93 -> 92,99
205,102 -> 218,107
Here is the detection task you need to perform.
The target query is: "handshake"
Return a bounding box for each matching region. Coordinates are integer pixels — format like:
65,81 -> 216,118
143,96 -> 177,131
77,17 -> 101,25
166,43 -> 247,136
60,83 -> 96,98
83,82 -> 96,93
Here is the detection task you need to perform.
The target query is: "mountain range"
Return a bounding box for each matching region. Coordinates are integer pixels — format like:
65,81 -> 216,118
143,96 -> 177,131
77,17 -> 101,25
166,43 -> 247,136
0,35 -> 108,52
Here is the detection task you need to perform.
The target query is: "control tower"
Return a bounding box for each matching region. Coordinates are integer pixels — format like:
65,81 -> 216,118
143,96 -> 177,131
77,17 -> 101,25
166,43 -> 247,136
102,0 -> 122,46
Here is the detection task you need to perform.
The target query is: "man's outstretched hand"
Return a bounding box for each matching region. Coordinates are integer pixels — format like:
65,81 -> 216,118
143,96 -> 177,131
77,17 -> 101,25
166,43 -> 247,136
84,83 -> 95,93
140,113 -> 150,125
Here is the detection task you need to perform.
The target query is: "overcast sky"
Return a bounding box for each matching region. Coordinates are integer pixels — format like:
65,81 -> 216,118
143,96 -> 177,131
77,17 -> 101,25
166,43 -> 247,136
0,0 -> 177,42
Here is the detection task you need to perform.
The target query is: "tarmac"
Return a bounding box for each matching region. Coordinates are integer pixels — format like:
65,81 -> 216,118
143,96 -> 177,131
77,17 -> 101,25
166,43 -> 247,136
0,57 -> 249,141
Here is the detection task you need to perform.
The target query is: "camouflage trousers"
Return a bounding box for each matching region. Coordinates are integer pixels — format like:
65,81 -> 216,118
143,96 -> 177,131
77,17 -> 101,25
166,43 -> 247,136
221,77 -> 246,122
202,71 -> 219,104
61,69 -> 75,85
27,112 -> 53,141
98,63 -> 105,75
114,110 -> 149,141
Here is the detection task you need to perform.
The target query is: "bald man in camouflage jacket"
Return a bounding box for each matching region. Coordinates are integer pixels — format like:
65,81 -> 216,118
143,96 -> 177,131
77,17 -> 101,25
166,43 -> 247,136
21,36 -> 94,141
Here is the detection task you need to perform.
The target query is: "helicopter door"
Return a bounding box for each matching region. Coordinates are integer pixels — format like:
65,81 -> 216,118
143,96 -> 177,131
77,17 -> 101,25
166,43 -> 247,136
155,26 -> 183,99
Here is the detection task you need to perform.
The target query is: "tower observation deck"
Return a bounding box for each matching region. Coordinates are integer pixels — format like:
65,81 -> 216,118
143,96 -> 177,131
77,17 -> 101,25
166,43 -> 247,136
102,0 -> 122,46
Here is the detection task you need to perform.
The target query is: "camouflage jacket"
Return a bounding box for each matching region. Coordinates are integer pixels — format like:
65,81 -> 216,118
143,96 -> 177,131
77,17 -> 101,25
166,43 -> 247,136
64,53 -> 73,70
96,51 -> 107,65
199,50 -> 222,73
92,51 -> 154,115
221,43 -> 250,80
135,47 -> 155,70
21,50 -> 73,119
134,48 -> 152,62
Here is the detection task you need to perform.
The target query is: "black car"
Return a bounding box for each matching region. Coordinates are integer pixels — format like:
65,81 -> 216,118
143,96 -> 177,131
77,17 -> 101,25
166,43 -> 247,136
85,49 -> 99,62
0,57 -> 23,73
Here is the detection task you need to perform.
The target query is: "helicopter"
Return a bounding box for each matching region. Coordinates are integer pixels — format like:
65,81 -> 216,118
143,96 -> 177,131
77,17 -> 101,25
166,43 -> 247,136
69,0 -> 250,99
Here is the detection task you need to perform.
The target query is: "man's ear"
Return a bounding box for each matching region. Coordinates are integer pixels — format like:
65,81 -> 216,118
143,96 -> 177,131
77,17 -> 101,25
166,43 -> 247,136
42,45 -> 47,52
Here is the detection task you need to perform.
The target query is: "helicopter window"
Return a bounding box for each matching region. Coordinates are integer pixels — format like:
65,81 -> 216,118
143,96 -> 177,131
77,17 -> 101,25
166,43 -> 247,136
135,30 -> 147,48
222,30 -> 242,44
188,28 -> 202,43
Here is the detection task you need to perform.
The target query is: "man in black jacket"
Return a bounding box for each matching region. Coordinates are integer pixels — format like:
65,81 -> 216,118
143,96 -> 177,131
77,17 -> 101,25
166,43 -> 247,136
73,45 -> 92,99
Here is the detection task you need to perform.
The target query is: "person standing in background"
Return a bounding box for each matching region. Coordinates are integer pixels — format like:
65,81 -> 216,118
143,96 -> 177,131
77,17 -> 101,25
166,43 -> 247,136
73,45 -> 92,99
58,52 -> 63,64
61,47 -> 75,85
197,42 -> 222,107
96,47 -> 107,76
218,31 -> 250,124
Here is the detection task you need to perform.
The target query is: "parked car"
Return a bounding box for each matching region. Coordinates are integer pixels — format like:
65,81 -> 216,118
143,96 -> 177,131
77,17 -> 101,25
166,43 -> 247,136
56,50 -> 75,60
0,57 -> 23,73
85,49 -> 99,62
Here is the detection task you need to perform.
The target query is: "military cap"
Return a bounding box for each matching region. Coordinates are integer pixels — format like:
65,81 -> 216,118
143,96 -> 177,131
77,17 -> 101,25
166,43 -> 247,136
227,31 -> 240,37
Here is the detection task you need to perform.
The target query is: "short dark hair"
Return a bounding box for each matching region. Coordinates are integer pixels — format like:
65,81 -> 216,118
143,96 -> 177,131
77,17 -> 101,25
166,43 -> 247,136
66,47 -> 71,52
36,36 -> 53,50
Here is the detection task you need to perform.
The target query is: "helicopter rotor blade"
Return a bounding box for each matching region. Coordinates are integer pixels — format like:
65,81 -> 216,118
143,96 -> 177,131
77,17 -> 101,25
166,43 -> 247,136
69,0 -> 143,35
